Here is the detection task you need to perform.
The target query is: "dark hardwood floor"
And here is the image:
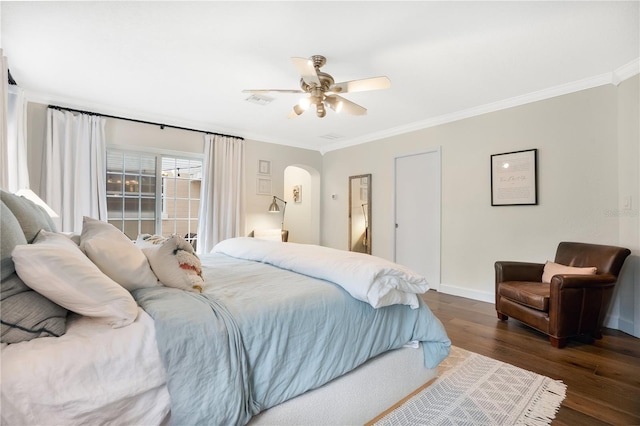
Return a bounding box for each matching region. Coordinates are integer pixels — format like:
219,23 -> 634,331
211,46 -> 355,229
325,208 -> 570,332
421,290 -> 640,425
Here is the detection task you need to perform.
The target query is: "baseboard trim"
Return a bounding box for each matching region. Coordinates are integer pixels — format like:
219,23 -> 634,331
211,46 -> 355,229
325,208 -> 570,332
438,284 -> 494,304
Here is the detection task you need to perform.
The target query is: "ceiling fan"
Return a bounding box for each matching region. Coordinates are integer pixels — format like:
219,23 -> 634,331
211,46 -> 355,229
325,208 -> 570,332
243,55 -> 391,118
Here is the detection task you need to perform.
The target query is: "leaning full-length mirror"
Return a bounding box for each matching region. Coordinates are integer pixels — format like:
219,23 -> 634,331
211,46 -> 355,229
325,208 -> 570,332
349,174 -> 372,254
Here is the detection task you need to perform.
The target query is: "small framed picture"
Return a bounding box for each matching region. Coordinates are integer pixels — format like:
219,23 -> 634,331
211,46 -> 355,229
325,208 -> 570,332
257,177 -> 272,195
258,160 -> 271,176
491,149 -> 538,206
293,185 -> 301,203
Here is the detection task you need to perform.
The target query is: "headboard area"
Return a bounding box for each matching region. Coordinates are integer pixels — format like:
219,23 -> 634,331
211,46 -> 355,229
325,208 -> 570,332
0,190 -> 67,344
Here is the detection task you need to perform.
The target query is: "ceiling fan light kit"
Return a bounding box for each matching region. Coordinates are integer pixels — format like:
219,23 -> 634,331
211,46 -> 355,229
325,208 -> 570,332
244,55 -> 391,119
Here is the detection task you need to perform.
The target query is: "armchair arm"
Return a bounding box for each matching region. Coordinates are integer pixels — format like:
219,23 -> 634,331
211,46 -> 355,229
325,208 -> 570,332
550,273 -> 617,290
549,273 -> 618,339
495,261 -> 544,284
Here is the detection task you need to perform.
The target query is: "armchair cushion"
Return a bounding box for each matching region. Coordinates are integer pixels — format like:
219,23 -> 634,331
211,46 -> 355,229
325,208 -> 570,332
541,261 -> 597,283
498,281 -> 549,311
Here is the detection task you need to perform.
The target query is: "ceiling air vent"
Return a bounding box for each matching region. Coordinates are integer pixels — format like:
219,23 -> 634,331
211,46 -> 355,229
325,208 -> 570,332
245,94 -> 274,106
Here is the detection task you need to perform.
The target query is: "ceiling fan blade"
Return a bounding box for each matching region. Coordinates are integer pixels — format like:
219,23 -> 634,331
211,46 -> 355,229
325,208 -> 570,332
291,57 -> 320,86
326,95 -> 367,116
242,89 -> 304,94
329,76 -> 391,94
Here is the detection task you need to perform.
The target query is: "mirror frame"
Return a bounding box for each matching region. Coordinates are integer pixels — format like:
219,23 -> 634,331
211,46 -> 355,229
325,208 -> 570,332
348,174 -> 372,254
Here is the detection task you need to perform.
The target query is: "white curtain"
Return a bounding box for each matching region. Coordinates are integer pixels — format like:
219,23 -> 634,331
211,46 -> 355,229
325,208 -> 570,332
1,50 -> 10,190
197,134 -> 245,254
44,108 -> 107,232
1,50 -> 30,192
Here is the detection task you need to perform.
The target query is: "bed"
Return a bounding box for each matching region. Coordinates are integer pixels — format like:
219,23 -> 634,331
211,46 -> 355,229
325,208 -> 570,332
0,190 -> 451,425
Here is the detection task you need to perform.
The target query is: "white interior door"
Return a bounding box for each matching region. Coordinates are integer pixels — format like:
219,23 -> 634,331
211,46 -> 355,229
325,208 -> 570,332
394,149 -> 441,291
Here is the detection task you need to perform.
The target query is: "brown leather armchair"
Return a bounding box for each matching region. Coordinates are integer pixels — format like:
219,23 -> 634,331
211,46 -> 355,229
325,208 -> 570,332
495,242 -> 630,348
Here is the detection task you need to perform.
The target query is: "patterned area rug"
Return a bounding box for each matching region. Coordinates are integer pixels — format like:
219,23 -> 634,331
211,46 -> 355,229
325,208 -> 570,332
372,346 -> 567,426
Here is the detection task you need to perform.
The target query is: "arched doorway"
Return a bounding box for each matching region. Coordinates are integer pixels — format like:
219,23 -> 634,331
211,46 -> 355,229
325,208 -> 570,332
284,165 -> 320,244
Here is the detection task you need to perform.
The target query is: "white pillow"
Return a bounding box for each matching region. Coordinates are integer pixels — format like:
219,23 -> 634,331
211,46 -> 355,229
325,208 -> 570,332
12,231 -> 139,328
542,261 -> 597,283
142,235 -> 205,293
80,217 -> 158,291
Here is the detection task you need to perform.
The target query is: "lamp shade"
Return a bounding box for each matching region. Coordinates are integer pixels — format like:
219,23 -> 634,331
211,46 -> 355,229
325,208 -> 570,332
268,196 -> 280,212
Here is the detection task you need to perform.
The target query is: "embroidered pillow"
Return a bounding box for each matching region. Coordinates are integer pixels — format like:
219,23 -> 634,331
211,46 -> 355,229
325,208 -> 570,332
142,234 -> 205,293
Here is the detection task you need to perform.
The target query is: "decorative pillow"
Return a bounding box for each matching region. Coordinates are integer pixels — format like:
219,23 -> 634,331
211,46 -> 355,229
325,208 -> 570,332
1,201 -> 67,343
142,234 -> 205,293
12,231 -> 139,328
542,261 -> 597,283
135,233 -> 168,249
0,190 -> 56,243
80,216 -> 158,291
0,273 -> 68,343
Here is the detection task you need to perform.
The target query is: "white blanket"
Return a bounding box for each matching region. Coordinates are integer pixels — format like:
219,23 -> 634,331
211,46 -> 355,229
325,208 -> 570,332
214,238 -> 429,309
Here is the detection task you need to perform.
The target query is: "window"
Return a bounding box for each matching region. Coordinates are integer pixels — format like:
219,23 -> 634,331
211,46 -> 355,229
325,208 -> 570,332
160,157 -> 201,248
106,149 -> 202,247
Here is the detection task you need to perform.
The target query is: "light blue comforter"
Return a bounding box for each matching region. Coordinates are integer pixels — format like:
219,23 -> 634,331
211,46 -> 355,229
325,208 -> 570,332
134,252 -> 451,426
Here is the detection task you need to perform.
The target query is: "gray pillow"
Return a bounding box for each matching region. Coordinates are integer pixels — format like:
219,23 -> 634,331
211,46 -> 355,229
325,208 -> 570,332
1,273 -> 68,343
1,199 -> 67,343
1,200 -> 26,280
0,190 -> 57,243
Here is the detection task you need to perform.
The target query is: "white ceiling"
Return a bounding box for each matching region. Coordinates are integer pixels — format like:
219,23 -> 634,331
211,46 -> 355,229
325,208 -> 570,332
2,1 -> 639,153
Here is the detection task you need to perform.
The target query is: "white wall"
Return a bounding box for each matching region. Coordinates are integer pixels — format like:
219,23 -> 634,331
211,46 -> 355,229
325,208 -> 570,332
235,139 -> 322,240
284,166 -> 313,244
322,77 -> 639,313
611,75 -> 640,336
25,102 -> 323,243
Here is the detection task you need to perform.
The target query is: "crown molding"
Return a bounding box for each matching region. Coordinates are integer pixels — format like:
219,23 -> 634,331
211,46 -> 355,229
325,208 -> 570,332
23,58 -> 640,156
321,59 -> 640,154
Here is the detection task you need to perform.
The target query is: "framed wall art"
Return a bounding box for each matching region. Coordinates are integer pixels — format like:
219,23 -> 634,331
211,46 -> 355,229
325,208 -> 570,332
257,177 -> 272,195
258,159 -> 271,176
491,149 -> 538,206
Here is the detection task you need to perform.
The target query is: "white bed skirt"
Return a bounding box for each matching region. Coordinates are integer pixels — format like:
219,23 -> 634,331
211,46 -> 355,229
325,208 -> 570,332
249,343 -> 436,425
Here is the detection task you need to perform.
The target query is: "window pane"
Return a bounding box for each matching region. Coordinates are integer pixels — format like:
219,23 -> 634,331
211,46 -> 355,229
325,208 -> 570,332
108,220 -> 123,233
141,176 -> 155,196
190,181 -> 201,200
174,199 -> 189,219
140,220 -> 155,235
124,154 -> 140,173
174,220 -> 189,237
141,156 -> 156,175
141,197 -> 155,219
124,198 -> 139,218
161,220 -> 175,237
124,174 -> 139,194
123,220 -> 139,240
107,151 -> 123,172
106,173 -> 123,195
190,199 -> 200,215
107,197 -> 123,219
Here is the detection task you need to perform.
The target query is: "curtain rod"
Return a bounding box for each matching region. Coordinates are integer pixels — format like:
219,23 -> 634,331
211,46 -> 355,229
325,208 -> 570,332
47,104 -> 243,140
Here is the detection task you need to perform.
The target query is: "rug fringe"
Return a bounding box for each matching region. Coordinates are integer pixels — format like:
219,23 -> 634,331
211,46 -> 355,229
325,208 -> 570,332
517,379 -> 567,426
